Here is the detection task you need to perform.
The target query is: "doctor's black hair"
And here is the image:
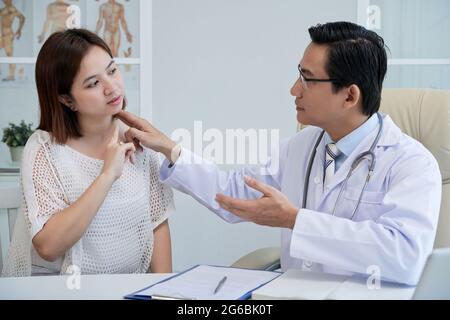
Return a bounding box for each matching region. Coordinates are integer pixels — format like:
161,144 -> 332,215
308,21 -> 388,116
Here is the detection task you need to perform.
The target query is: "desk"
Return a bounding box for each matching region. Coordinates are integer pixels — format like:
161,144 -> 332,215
0,272 -> 415,300
0,274 -> 171,300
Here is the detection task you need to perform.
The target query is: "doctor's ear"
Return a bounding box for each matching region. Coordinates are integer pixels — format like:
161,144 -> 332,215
58,95 -> 77,112
343,84 -> 361,110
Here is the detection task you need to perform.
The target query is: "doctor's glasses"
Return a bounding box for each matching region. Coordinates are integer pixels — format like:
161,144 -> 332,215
297,64 -> 338,89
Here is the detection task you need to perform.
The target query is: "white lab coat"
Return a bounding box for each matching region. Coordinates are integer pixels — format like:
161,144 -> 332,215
160,114 -> 442,285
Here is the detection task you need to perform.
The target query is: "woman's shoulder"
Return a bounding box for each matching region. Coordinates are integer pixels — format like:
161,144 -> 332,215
23,130 -> 51,154
22,130 -> 62,167
26,129 -> 56,147
21,131 -> 59,180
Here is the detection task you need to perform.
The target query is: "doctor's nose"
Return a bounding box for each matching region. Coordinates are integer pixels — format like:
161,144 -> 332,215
290,78 -> 303,98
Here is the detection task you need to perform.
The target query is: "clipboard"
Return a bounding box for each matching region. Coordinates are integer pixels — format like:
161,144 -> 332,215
125,265 -> 281,300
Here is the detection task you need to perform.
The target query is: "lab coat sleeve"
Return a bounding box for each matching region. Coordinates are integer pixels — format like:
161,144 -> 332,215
159,141 -> 289,224
290,153 -> 442,285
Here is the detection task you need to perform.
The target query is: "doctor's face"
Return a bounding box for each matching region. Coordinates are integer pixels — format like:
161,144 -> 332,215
291,42 -> 348,129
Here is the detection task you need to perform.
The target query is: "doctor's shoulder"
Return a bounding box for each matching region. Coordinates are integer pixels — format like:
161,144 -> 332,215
389,133 -> 441,177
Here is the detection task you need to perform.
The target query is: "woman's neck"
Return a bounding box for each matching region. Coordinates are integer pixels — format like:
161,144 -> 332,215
77,115 -> 117,146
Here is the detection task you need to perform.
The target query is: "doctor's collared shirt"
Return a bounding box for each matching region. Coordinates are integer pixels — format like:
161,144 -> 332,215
159,114 -> 442,285
323,112 -> 379,171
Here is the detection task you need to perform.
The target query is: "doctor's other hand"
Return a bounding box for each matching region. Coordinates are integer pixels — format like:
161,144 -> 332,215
115,110 -> 177,162
215,176 -> 299,229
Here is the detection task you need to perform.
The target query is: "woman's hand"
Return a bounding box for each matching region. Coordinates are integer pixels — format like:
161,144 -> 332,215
101,125 -> 136,182
115,110 -> 178,162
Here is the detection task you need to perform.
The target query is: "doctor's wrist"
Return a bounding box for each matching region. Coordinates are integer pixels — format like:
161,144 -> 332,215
165,143 -> 182,167
159,139 -> 177,160
285,206 -> 299,230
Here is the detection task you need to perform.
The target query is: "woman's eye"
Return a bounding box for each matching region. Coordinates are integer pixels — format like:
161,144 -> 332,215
87,80 -> 99,88
109,68 -> 117,75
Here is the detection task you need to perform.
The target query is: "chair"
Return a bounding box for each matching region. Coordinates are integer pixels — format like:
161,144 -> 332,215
231,88 -> 450,270
231,247 -> 281,271
0,186 -> 21,269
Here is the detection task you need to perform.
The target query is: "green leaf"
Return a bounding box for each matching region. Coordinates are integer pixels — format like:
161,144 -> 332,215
1,121 -> 35,147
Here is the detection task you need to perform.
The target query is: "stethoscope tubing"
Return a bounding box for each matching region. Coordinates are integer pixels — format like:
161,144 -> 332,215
302,113 -> 384,219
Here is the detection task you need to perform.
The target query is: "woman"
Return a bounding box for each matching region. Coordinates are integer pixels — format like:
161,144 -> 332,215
2,29 -> 174,276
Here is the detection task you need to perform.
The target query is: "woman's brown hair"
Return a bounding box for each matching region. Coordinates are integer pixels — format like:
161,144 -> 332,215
36,28 -> 125,144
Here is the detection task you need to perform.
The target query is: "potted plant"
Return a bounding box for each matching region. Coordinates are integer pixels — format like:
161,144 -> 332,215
2,121 -> 34,163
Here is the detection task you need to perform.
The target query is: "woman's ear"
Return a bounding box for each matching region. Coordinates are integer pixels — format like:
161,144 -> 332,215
58,95 -> 77,111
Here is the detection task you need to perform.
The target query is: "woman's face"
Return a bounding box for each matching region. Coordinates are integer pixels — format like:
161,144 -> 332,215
68,45 -> 125,118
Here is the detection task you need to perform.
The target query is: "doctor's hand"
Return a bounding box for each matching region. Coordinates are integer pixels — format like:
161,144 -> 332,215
215,176 -> 299,229
115,110 -> 178,162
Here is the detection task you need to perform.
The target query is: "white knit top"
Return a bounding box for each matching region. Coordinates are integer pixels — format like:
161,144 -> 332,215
2,130 -> 174,277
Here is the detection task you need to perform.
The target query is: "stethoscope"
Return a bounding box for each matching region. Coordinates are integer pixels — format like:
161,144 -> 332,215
302,113 -> 383,220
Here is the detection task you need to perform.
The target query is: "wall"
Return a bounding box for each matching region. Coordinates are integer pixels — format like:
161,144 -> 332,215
152,0 -> 358,271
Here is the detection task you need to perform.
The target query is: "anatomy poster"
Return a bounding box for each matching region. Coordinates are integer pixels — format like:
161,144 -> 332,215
33,0 -> 87,55
0,0 -> 32,82
87,0 -> 139,59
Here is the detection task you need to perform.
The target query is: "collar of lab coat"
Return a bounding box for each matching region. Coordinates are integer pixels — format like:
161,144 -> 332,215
324,112 -> 380,158
376,114 -> 403,147
316,113 -> 403,199
314,113 -> 401,165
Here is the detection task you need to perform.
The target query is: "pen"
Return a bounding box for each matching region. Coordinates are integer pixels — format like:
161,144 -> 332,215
213,276 -> 227,295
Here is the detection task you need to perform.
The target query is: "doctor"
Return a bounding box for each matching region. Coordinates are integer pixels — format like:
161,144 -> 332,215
117,22 -> 442,285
